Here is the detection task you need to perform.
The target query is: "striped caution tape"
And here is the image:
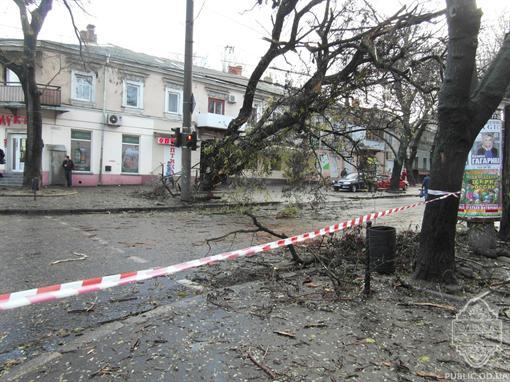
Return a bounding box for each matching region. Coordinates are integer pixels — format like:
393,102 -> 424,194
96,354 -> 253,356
0,192 -> 458,311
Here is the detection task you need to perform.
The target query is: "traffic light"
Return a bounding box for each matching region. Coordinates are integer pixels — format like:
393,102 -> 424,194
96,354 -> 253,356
184,131 -> 197,150
171,128 -> 182,147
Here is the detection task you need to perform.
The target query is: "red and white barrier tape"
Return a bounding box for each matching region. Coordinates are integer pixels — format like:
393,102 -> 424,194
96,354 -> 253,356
0,192 -> 458,311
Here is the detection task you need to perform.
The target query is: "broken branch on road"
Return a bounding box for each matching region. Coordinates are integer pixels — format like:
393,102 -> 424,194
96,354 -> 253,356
50,251 -> 88,265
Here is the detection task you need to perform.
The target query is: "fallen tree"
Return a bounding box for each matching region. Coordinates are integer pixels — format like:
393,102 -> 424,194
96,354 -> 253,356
200,0 -> 445,190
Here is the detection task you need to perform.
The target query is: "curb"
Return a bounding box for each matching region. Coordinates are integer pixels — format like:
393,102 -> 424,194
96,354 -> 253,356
0,201 -> 283,216
0,192 -> 78,198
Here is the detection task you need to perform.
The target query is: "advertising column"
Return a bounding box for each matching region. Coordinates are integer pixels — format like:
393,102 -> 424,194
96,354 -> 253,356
459,119 -> 503,220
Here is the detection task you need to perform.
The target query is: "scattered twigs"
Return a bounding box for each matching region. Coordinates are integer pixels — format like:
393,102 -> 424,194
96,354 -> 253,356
273,330 -> 296,338
206,211 -> 312,264
206,228 -> 260,254
245,212 -> 305,264
490,278 -> 510,288
51,252 -> 88,265
245,350 -> 278,380
67,302 -> 95,314
397,302 -> 457,314
304,322 -> 327,328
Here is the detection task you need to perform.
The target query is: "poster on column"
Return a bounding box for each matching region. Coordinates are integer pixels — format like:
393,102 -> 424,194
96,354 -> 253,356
458,119 -> 502,220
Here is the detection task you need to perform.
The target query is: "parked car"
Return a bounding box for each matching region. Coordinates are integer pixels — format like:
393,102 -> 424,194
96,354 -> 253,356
376,175 -> 408,191
332,173 -> 366,192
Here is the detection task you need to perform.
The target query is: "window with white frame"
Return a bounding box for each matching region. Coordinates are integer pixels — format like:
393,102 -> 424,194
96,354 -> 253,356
122,135 -> 140,173
72,71 -> 94,102
123,80 -> 144,109
165,87 -> 182,115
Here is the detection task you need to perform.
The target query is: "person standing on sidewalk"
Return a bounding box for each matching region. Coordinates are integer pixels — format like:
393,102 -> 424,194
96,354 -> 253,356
0,148 -> 5,178
421,175 -> 430,199
62,155 -> 74,187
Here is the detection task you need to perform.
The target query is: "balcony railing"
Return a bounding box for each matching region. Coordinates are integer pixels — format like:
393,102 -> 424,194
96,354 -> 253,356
0,83 -> 61,106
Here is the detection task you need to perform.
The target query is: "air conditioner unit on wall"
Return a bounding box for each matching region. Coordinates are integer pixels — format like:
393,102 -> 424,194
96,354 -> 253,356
227,94 -> 236,103
106,114 -> 122,127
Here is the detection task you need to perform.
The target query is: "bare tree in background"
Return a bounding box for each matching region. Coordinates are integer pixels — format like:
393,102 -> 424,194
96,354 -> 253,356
0,0 -> 82,186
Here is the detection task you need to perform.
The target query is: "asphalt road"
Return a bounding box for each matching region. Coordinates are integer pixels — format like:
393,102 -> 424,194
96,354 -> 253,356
0,195 -> 425,367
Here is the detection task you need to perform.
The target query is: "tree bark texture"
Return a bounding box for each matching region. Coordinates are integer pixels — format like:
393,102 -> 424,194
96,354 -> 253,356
500,105 -> 510,240
11,0 -> 53,186
414,0 -> 481,283
415,0 -> 510,282
22,38 -> 44,186
390,141 -> 407,190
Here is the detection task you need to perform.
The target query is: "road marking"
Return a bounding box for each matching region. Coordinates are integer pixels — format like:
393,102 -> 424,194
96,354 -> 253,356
128,256 -> 148,264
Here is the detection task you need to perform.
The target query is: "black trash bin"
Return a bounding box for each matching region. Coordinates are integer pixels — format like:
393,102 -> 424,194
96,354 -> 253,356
368,226 -> 396,274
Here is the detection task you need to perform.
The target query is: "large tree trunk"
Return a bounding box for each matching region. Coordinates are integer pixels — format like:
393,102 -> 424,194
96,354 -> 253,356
22,47 -> 44,187
404,156 -> 416,186
390,140 -> 407,190
414,0 -> 482,283
415,0 -> 510,282
12,0 -> 53,187
500,104 -> 510,240
414,125 -> 470,283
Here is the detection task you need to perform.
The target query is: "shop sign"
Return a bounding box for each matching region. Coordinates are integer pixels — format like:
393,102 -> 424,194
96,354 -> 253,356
0,114 -> 27,126
157,137 -> 175,145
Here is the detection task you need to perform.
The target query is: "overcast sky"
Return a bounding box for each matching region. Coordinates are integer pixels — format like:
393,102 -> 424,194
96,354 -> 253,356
1,0 -> 508,79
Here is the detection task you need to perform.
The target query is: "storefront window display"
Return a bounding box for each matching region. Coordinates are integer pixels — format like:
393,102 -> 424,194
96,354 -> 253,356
71,130 -> 91,171
122,135 -> 139,173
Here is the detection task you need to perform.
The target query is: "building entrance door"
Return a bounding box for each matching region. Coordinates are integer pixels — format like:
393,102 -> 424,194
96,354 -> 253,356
10,134 -> 27,172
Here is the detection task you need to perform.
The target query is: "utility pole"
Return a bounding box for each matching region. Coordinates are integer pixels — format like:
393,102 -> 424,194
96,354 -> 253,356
181,0 -> 193,202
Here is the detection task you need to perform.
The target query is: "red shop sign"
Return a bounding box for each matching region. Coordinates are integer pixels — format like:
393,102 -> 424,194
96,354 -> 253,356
157,137 -> 175,145
0,114 -> 27,126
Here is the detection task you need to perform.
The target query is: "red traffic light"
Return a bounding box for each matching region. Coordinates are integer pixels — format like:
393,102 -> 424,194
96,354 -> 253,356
183,131 -> 197,150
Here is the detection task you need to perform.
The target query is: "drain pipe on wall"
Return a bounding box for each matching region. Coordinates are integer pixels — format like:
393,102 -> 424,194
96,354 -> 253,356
99,53 -> 110,185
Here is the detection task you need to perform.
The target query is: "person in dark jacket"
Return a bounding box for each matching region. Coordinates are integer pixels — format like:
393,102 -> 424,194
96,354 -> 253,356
0,148 -> 4,177
62,155 -> 74,187
421,175 -> 430,199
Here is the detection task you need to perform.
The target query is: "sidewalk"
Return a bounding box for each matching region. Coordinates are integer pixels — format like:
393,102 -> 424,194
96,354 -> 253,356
0,184 -> 420,214
3,259 -> 508,381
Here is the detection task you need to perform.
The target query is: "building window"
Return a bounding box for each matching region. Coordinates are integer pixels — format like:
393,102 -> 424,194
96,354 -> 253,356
165,87 -> 182,114
5,68 -> 21,85
71,130 -> 92,171
423,157 -> 427,170
208,97 -> 225,115
250,103 -> 262,124
123,80 -> 143,109
122,135 -> 140,173
72,71 -> 94,102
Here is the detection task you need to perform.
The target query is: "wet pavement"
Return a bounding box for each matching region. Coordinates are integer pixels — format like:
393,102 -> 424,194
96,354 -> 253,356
0,183 -> 420,213
6,184 -> 501,381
